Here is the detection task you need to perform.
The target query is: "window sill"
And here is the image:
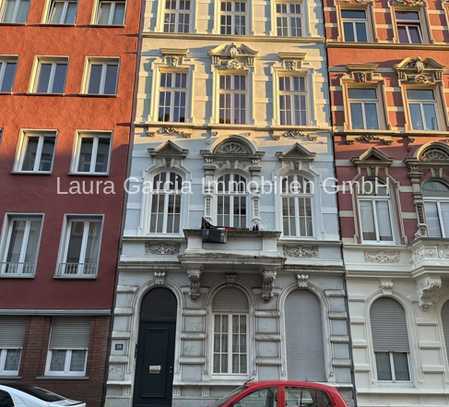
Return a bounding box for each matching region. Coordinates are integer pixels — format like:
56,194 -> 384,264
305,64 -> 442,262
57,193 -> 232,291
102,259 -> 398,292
0,376 -> 21,379
33,23 -> 76,27
10,171 -> 52,176
0,91 -> 13,95
68,172 -> 110,177
37,376 -> 89,381
79,93 -> 117,98
0,274 -> 35,279
88,24 -> 125,28
26,92 -> 65,96
53,275 -> 97,280
0,22 -> 26,26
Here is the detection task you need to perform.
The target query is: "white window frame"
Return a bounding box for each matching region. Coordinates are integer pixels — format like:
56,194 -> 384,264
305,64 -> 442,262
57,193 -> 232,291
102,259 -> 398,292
14,130 -> 57,174
0,57 -> 17,92
157,70 -> 188,123
281,175 -> 314,238
217,73 -> 248,125
215,173 -> 248,228
341,9 -> 368,42
32,58 -> 68,94
93,0 -> 126,25
0,348 -> 22,375
71,131 -> 112,175
278,74 -> 307,126
212,313 -> 249,376
424,198 -> 449,238
275,1 -> 303,37
83,58 -> 119,95
0,214 -> 43,278
375,351 -> 411,382
218,0 -> 247,35
406,88 -> 441,131
45,348 -> 87,376
0,0 -> 29,23
56,216 -> 103,279
348,87 -> 381,130
44,0 -> 77,24
162,0 -> 192,33
358,196 -> 395,244
395,10 -> 423,43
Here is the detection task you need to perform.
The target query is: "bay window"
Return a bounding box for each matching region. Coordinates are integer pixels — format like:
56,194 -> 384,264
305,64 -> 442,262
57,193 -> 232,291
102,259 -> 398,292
158,71 -> 187,123
0,215 -> 42,277
216,174 -> 247,228
279,75 -> 307,125
218,74 -> 247,124
349,88 -> 380,129
149,171 -> 182,234
407,89 -> 439,131
423,180 -> 449,238
57,216 -> 102,277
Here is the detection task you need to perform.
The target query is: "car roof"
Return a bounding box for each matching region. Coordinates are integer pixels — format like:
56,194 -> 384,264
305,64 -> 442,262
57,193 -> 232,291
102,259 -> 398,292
243,380 -> 341,394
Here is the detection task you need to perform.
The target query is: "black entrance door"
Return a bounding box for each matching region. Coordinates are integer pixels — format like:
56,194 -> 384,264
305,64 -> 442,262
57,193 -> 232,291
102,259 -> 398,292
133,288 -> 177,407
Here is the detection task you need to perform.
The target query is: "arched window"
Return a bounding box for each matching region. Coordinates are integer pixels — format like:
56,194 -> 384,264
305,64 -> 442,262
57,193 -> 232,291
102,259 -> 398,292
212,287 -> 249,375
370,297 -> 410,381
149,171 -> 182,234
358,178 -> 394,242
441,301 -> 449,363
285,289 -> 325,381
281,175 -> 313,237
423,180 -> 449,238
216,174 -> 247,228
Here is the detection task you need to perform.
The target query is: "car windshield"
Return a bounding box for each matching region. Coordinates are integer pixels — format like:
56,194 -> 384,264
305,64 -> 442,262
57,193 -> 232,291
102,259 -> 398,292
3,384 -> 66,401
212,385 -> 247,407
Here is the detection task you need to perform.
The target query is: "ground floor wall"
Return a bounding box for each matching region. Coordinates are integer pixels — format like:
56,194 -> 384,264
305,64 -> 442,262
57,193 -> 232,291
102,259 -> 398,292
105,268 -> 355,407
0,314 -> 110,407
347,275 -> 449,407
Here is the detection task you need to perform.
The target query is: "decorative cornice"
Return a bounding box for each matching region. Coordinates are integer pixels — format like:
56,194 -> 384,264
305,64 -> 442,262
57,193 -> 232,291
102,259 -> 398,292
278,52 -> 306,71
160,48 -> 188,67
209,43 -> 257,70
395,57 -> 444,85
145,127 -> 191,138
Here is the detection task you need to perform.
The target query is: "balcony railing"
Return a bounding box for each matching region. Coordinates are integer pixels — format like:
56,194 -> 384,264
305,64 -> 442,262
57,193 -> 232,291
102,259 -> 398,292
56,262 -> 98,278
0,262 -> 35,277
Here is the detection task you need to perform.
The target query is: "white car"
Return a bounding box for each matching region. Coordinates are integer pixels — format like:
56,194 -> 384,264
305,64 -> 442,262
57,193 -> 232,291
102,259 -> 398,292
0,384 -> 86,407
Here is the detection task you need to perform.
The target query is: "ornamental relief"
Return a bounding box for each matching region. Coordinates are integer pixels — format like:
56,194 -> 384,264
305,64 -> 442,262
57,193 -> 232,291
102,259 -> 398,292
146,127 -> 191,138
413,245 -> 449,262
390,0 -> 425,7
395,57 -> 443,85
210,43 -> 257,70
145,242 -> 180,256
364,250 -> 401,264
284,246 -> 319,258
417,275 -> 442,311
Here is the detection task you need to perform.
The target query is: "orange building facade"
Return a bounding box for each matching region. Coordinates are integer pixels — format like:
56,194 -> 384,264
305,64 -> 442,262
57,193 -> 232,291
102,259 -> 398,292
325,0 -> 449,406
0,0 -> 141,404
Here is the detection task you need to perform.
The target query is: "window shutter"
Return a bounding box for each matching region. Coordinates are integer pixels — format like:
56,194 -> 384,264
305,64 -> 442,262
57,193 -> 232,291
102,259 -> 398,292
285,290 -> 326,381
0,318 -> 25,348
213,287 -> 248,312
441,301 -> 449,359
49,319 -> 90,349
370,298 -> 410,353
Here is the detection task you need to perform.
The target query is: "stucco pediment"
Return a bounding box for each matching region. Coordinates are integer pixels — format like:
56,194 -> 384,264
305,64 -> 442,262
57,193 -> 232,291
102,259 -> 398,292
351,147 -> 393,166
344,63 -> 381,83
276,143 -> 316,162
209,43 -> 257,70
148,140 -> 188,159
395,57 -> 444,85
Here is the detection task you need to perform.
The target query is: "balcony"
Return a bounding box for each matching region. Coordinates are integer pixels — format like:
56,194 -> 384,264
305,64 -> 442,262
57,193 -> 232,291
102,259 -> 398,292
55,262 -> 98,279
0,262 -> 35,278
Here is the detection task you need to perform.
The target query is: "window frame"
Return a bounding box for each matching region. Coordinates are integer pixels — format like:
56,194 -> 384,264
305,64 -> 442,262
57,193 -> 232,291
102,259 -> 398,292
0,214 -> 44,278
0,56 -> 17,93
217,73 -> 248,125
215,173 -> 248,228
71,131 -> 112,175
348,87 -> 382,130
424,198 -> 449,238
374,351 -> 411,382
394,10 -> 423,44
219,0 -> 247,35
44,0 -> 78,25
212,312 -> 249,376
162,0 -> 192,33
392,7 -> 431,44
405,87 -> 443,131
0,347 -> 22,375
31,57 -> 68,94
278,74 -> 307,126
341,8 -> 369,42
82,57 -> 120,96
0,0 -> 30,24
55,215 -> 104,279
274,1 -> 303,37
92,0 -> 126,26
157,70 -> 189,123
14,130 -> 57,174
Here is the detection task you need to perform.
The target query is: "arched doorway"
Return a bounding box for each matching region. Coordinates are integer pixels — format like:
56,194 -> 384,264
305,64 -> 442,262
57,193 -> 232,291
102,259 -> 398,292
285,289 -> 326,381
133,288 -> 177,407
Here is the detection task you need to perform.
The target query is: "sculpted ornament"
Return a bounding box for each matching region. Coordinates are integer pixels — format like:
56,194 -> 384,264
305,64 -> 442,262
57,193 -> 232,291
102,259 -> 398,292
262,270 -> 277,302
154,271 -> 167,286
417,276 -> 442,310
364,250 -> 400,264
296,274 -> 310,288
187,269 -> 201,300
145,243 -> 180,256
284,246 -> 319,258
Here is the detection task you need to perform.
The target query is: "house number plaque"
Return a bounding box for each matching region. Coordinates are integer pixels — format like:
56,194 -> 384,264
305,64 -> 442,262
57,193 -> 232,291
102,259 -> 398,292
149,365 -> 162,374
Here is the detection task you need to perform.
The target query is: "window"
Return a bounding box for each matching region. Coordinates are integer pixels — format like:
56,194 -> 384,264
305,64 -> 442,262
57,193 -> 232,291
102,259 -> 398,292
86,59 -> 119,95
371,298 -> 410,381
149,171 -> 182,234
0,0 -> 30,23
279,75 -> 306,125
57,216 -> 102,277
282,175 -> 313,237
220,1 -> 246,35
216,174 -> 247,228
0,215 -> 42,277
73,133 -> 111,174
442,301 -> 449,365
158,71 -> 187,122
349,88 -> 380,129
423,180 -> 449,238
219,74 -> 246,124
46,0 -> 77,24
163,0 -> 191,33
396,11 -> 422,43
33,59 -> 68,94
407,89 -> 438,130
236,388 -> 277,407
95,0 -> 125,25
0,390 -> 14,407
15,131 -> 56,173
285,388 -> 331,407
0,318 -> 25,376
276,2 -> 302,37
0,58 -> 16,92
358,178 -> 394,242
341,9 -> 368,42
212,287 -> 248,375
46,319 -> 90,376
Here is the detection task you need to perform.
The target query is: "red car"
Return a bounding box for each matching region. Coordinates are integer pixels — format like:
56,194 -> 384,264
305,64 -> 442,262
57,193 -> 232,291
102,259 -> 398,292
213,380 -> 349,407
